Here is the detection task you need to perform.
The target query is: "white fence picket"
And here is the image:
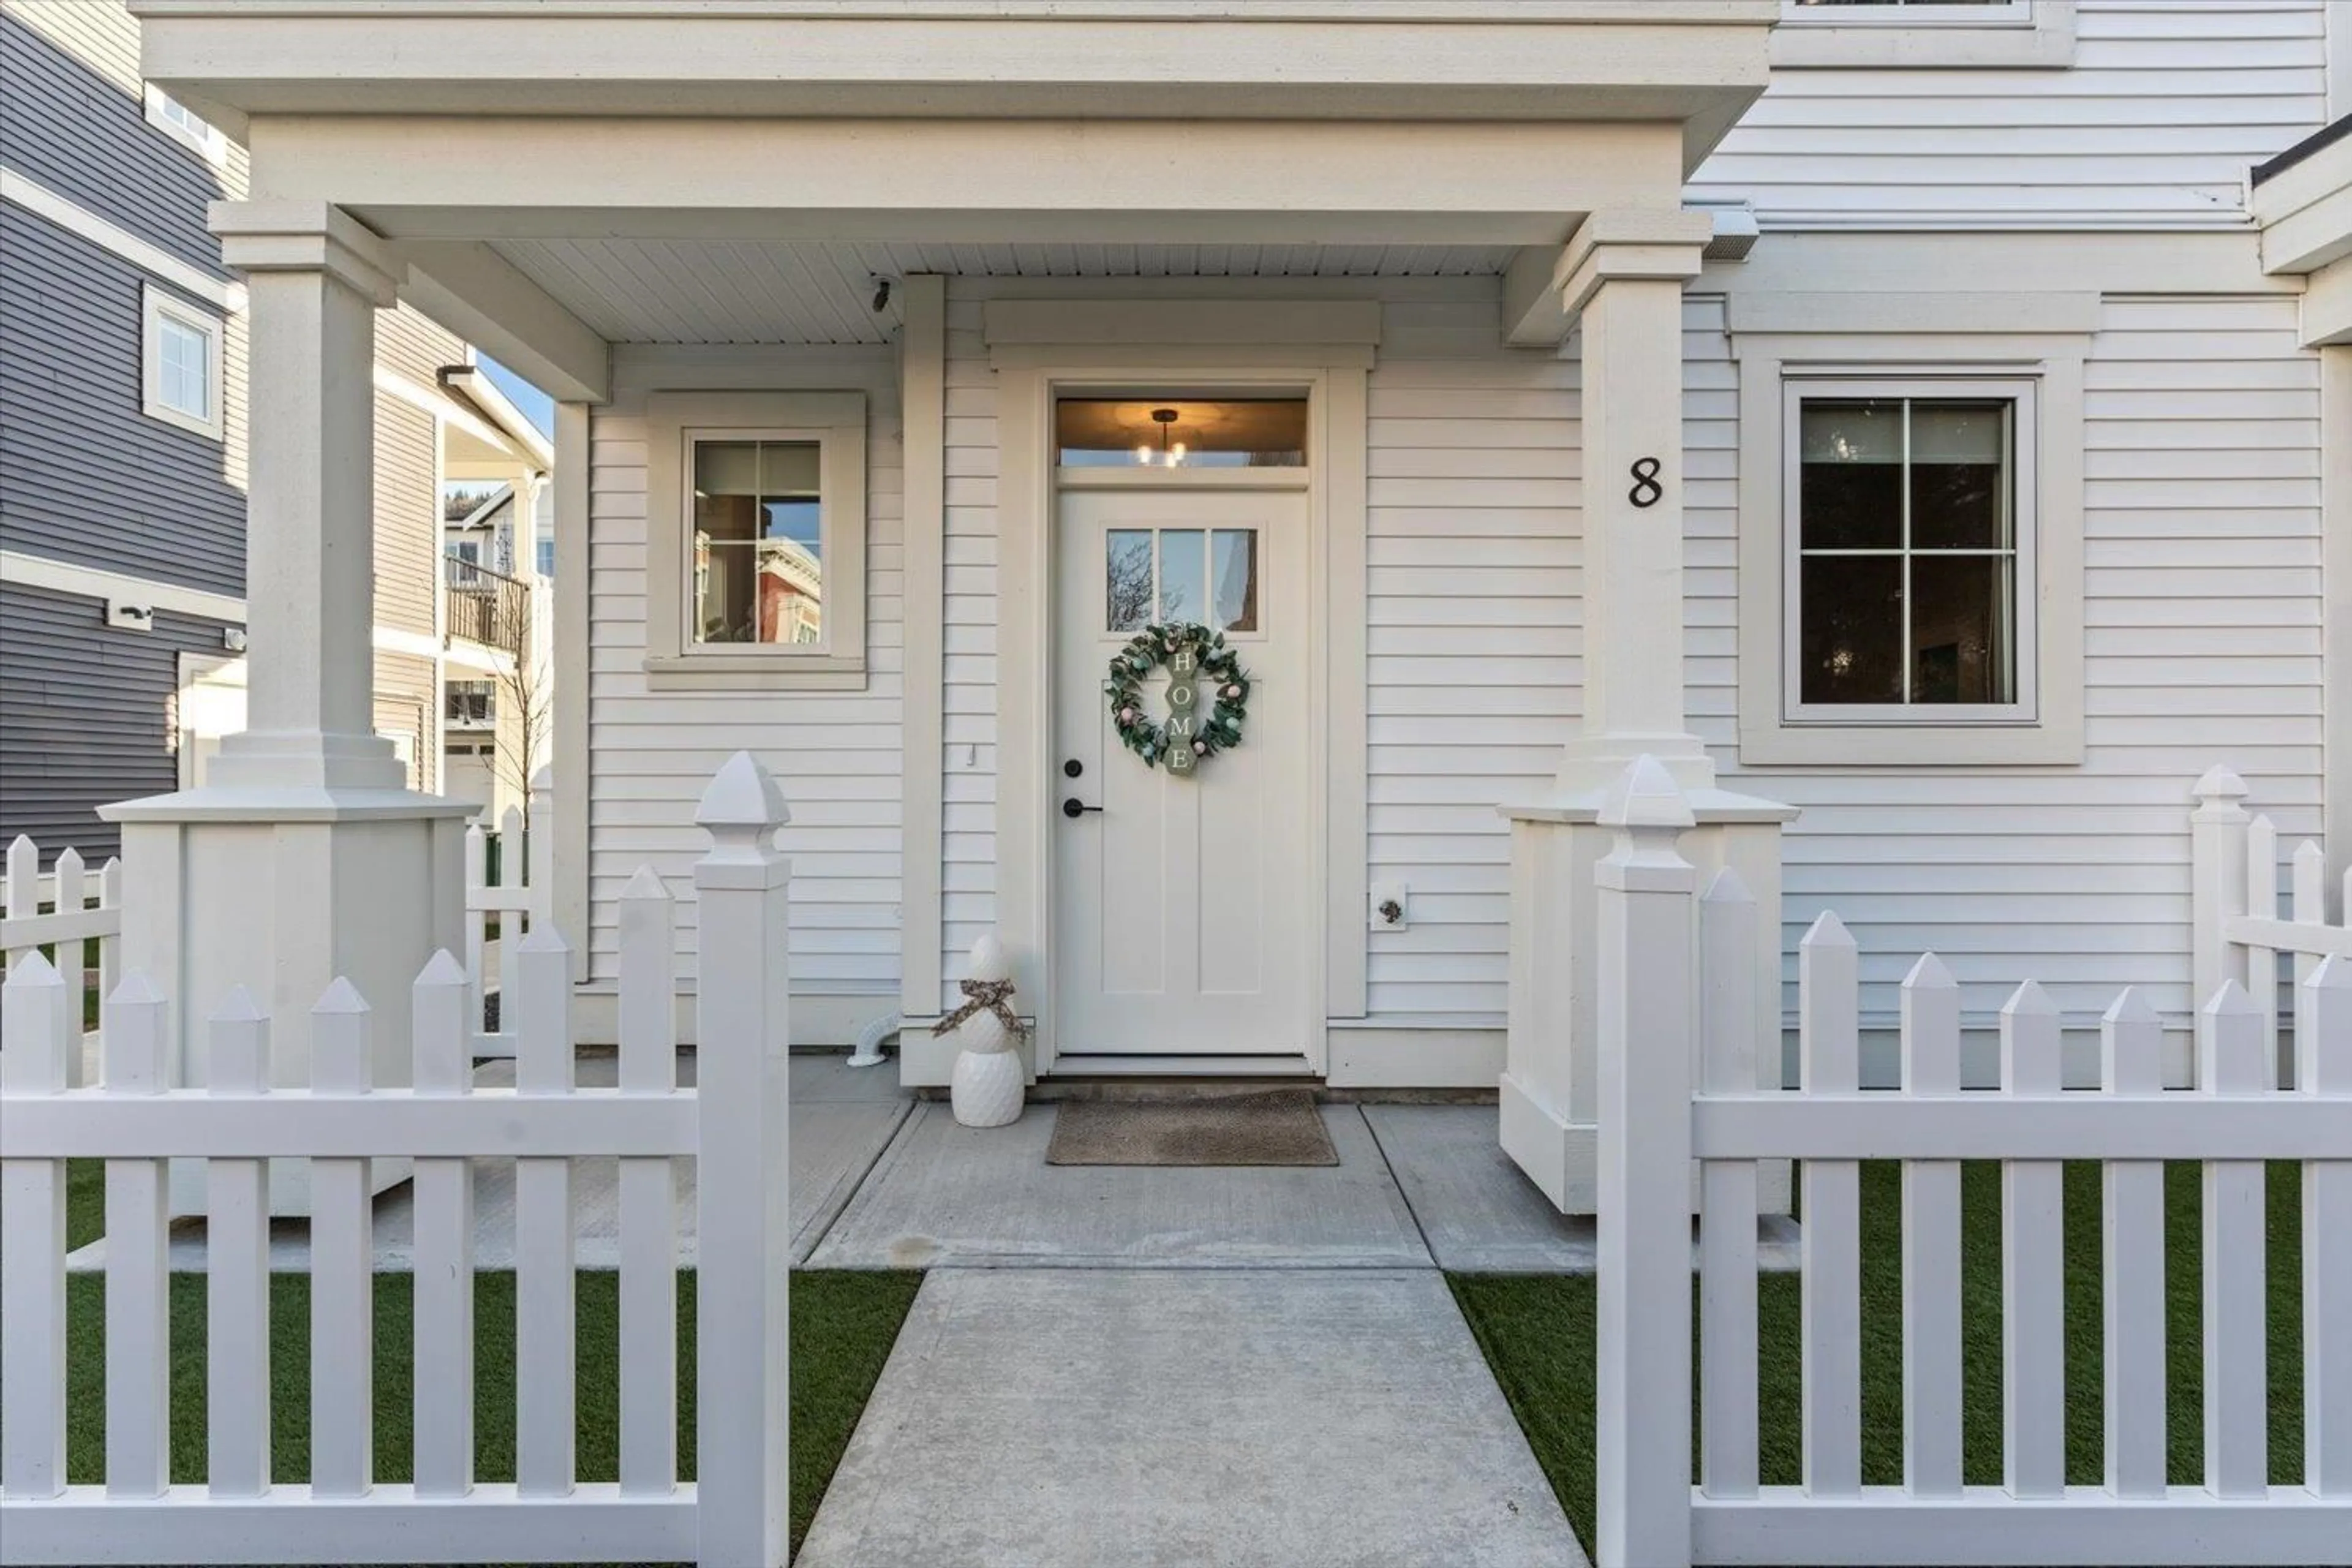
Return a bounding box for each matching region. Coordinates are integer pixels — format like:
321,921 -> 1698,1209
616,866 -> 680,1499
206,990 -> 273,1501
2100,987 -> 2168,1501
2305,956 -> 2352,1499
1798,912 -> 1862,1501
2000,979 -> 2066,1499
411,951 -> 477,1502
1,954 -> 71,1502
1898,953 -> 1962,1501
102,974 -> 172,1500
2,837 -> 124,1093
309,979 -> 375,1500
2201,979 -> 2269,1500
2245,814 -> 2280,1082
2293,841 -> 2325,1090
514,929 -> 578,1501
1697,868 -> 1760,1504
50,850 -> 85,1087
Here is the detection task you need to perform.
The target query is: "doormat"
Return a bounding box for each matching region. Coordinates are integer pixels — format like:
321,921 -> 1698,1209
1044,1089 -> 1339,1167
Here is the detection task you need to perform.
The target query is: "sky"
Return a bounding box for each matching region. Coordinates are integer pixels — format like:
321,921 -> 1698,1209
478,354 -> 554,437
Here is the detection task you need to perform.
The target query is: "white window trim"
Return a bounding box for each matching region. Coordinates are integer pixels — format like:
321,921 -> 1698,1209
1729,306 -> 2088,767
643,390 -> 868,691
142,85 -> 229,167
1781,375 -> 2038,727
1772,0 -> 2076,69
141,284 -> 224,442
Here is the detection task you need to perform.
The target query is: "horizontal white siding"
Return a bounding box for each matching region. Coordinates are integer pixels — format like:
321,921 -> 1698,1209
1365,285 -> 1578,1019
584,372 -> 907,997
940,293 -> 998,1003
1688,0 -> 2330,227
1699,292 -> 2323,1027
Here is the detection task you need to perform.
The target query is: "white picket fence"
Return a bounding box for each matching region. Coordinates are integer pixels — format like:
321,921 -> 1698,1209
0,837 -> 121,1088
2193,763 -> 2350,1082
0,752 -> 794,1567
1593,756 -> 2352,1568
466,768 -> 557,1060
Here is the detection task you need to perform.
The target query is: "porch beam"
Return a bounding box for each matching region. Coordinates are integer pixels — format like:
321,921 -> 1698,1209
242,117 -> 1688,248
1503,210 -> 1715,349
395,242 -> 610,404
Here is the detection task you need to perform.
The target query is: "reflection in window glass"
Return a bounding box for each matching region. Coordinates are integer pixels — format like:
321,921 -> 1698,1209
1057,399 -> 1308,468
1796,396 -> 2015,706
1107,530 -> 1154,631
692,439 -> 822,646
1158,530 -> 1205,623
1212,530 -> 1257,631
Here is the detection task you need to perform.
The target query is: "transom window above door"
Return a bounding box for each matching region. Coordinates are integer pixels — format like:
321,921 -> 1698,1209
1058,398 -> 1307,469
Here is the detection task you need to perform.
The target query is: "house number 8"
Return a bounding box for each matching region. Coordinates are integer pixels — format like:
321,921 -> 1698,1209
1628,458 -> 1664,509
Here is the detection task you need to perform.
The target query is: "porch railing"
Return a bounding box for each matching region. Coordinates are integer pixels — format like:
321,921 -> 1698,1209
443,553 -> 530,652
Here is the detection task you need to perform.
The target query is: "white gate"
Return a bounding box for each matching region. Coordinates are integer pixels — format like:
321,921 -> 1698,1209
1591,756 -> 2352,1568
0,752 -> 794,1567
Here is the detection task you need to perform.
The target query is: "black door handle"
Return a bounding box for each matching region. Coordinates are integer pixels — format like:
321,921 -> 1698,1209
1062,797 -> 1103,819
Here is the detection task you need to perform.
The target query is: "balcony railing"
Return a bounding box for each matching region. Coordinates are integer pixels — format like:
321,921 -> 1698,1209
443,553 -> 530,652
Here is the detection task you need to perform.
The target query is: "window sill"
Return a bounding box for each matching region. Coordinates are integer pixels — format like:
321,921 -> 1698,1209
1770,1 -> 2076,69
1738,717 -> 2082,767
643,652 -> 867,692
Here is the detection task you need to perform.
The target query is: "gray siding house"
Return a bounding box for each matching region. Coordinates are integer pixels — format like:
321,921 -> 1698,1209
0,0 -> 534,861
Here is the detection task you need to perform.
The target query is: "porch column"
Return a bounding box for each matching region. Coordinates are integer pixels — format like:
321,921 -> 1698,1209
104,203 -> 472,1214
1498,211 -> 1796,1213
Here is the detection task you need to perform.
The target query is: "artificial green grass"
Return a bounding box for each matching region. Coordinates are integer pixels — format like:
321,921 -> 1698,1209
65,1158 -> 105,1251
59,1268 -> 921,1563
1450,1159 -> 2309,1556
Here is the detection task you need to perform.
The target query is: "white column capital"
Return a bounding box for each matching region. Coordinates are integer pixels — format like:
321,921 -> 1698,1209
209,201 -> 402,307
1556,209 -> 1713,323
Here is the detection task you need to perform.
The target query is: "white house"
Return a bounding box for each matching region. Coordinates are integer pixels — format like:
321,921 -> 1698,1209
110,0 -> 2351,1205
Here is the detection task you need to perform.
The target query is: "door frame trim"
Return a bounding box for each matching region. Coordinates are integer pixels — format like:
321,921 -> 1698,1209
990,336 -> 1372,1076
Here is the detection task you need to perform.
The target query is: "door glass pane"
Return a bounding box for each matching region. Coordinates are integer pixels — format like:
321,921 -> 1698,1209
1799,400 -> 1902,550
1157,530 -> 1205,623
1909,401 -> 2011,551
1212,529 -> 1259,631
1057,399 -> 1308,468
1107,530 -> 1155,631
693,438 -> 823,645
1800,555 -> 1904,705
1910,553 -> 2015,703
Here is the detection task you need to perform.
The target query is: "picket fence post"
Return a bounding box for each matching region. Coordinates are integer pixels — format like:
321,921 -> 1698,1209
1592,756 -> 1697,1568
2191,766 -> 2252,1022
2302,955 -> 2352,1498
694,751 -> 793,1568
1,952 -> 71,1501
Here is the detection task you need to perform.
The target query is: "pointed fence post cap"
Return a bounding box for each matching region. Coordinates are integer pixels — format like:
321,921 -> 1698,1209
2201,975 -> 2260,1016
1702,865 -> 1754,904
620,865 -> 672,906
1597,755 -> 1695,832
415,948 -> 469,988
530,764 -> 554,791
1902,951 -> 1956,990
2309,952 -> 2352,991
313,976 -> 371,1015
2,949 -> 61,987
107,969 -> 165,1008
697,750 -> 791,839
1800,910 -> 1855,949
2000,977 -> 2060,1017
2101,985 -> 2158,1025
212,984 -> 267,1023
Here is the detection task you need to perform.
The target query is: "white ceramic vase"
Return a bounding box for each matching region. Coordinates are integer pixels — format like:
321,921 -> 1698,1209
949,934 -> 1025,1128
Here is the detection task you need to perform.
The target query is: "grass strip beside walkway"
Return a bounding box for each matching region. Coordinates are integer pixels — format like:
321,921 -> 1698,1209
60,1268 -> 921,1562
1452,1159 -> 2308,1556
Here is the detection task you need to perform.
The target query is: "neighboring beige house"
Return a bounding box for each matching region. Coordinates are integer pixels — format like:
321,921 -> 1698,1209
107,0 -> 2352,1207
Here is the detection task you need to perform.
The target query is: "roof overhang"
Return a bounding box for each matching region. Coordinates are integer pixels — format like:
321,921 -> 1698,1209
130,0 -> 1776,173
2253,117 -> 2352,347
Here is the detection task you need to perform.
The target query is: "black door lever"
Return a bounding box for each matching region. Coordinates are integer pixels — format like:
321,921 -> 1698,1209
1062,797 -> 1103,819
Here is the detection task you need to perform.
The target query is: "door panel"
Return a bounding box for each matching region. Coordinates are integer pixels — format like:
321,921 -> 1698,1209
1054,484 -> 1311,1055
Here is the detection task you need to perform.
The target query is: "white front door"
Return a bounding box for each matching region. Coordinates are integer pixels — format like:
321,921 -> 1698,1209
1053,481 -> 1313,1056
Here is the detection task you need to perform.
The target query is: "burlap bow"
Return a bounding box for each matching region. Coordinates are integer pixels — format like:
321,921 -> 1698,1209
931,977 -> 1027,1041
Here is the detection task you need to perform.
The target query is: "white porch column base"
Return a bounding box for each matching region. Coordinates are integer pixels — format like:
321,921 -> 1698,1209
1498,788 -> 1796,1216
104,787 -> 475,1215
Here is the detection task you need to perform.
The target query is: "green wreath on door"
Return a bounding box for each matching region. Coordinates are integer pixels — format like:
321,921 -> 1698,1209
1105,622 -> 1251,774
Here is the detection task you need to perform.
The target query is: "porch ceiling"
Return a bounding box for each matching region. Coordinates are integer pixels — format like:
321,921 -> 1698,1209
487,239 -> 1518,345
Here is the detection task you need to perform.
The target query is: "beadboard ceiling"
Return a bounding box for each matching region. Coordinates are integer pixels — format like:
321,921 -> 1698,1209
486,238 -> 1516,345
